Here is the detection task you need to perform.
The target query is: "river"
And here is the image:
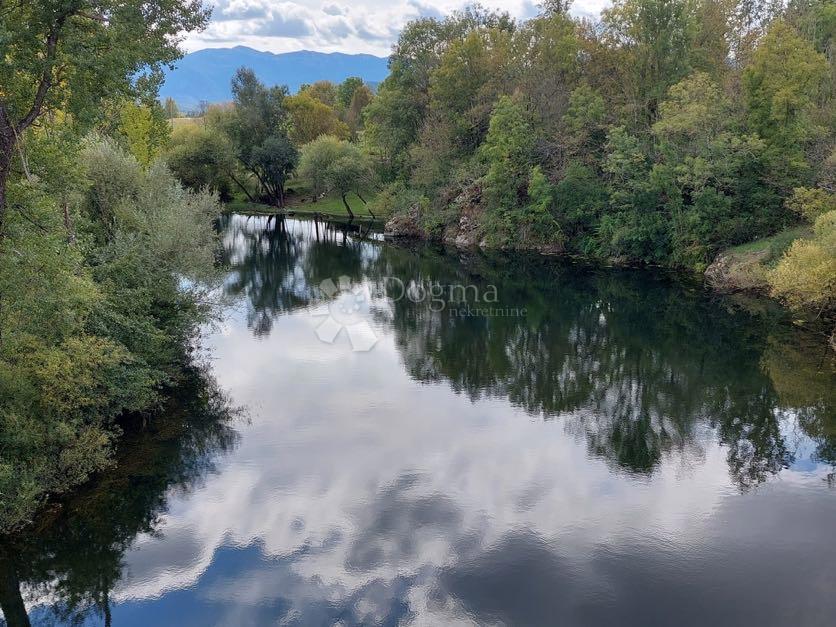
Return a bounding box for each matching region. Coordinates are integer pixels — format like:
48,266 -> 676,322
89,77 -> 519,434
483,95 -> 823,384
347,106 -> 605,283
3,214 -> 835,626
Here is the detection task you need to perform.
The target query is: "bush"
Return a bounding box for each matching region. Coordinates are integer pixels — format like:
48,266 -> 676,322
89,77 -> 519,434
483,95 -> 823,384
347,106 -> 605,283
0,138 -> 220,530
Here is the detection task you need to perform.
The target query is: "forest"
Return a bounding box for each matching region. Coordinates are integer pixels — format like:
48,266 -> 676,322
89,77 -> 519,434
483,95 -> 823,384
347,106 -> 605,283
357,0 -> 834,308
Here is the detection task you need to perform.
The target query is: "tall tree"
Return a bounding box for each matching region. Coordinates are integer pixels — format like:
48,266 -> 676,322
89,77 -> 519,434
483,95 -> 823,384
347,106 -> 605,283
0,0 -> 209,234
603,0 -> 695,126
163,96 -> 181,119
226,68 -> 298,206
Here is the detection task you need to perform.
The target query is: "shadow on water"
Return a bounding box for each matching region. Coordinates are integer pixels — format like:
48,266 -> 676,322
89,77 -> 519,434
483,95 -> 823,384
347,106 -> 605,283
0,365 -> 240,627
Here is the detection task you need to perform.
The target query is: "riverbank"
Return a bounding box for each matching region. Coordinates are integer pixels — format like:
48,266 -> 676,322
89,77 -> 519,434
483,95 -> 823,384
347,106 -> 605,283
385,211 -> 835,348
224,178 -> 379,220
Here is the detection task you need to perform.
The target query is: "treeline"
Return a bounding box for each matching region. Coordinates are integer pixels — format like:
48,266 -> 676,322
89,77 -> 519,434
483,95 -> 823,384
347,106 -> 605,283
361,0 -> 834,315
0,2 -> 222,531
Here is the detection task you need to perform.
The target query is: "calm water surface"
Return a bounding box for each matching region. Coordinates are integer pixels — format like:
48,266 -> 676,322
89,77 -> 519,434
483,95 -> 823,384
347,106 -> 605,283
4,215 -> 836,626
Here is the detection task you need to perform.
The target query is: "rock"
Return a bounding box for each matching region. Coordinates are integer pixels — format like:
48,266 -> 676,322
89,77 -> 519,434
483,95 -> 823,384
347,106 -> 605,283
384,207 -> 427,239
537,241 -> 565,255
705,248 -> 770,293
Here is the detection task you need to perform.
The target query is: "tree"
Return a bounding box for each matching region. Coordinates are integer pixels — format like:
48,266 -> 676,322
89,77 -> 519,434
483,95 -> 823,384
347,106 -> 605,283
0,0 -> 210,233
118,101 -> 171,168
480,96 -> 559,245
302,81 -> 339,107
298,137 -> 373,218
225,68 -> 297,206
297,135 -> 344,201
163,97 -> 181,119
166,126 -> 236,199
251,134 -> 298,207
652,72 -> 730,157
603,0 -> 695,126
337,77 -> 365,110
743,20 -> 828,188
346,85 -> 374,135
563,84 -> 608,166
285,92 -> 350,145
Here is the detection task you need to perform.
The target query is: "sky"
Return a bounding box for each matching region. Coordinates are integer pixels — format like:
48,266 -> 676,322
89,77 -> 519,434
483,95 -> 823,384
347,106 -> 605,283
183,0 -> 612,57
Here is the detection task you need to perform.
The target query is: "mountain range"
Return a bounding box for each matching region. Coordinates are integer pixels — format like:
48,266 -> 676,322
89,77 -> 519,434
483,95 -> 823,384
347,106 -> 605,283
160,46 -> 390,111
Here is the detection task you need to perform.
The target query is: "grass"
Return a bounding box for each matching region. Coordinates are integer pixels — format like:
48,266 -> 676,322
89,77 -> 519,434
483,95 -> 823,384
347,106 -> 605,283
170,116 -> 202,130
728,225 -> 811,265
224,176 -> 380,219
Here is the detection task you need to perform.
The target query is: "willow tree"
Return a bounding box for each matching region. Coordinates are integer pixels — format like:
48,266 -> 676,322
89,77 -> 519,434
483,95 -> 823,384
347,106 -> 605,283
0,0 -> 210,233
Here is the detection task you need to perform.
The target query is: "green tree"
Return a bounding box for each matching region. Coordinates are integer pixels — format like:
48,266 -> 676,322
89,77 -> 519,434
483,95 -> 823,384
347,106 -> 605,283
163,96 -> 181,119
346,84 -> 374,135
297,135 -> 345,201
166,125 -> 236,199
0,0 -> 209,232
302,81 -> 339,107
285,92 -> 350,145
118,101 -> 171,168
337,77 -> 365,110
743,20 -> 829,187
298,137 -> 374,218
225,68 -> 298,206
603,0 -> 695,126
481,96 -> 558,245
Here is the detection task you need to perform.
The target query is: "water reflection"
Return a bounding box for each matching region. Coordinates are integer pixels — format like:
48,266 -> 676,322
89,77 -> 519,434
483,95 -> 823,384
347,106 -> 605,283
5,215 -> 836,626
222,215 -> 836,485
0,366 -> 239,627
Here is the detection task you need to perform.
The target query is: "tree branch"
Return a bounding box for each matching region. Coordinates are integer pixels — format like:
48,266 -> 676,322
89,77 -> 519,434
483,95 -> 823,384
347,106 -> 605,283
15,11 -> 72,133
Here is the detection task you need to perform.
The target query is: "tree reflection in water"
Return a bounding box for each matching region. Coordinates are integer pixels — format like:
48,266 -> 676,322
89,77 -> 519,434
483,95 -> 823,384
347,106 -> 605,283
4,215 -> 832,626
0,365 -> 240,627
222,215 -> 835,485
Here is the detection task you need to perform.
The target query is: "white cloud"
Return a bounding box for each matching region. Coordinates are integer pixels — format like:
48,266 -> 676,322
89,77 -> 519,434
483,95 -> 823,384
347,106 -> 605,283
185,0 -> 613,57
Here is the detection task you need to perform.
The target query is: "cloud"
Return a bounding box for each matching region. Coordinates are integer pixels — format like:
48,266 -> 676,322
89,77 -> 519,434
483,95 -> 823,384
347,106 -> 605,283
185,1 -> 614,57
213,0 -> 270,21
406,0 -> 445,20
322,3 -> 345,16
251,12 -> 313,38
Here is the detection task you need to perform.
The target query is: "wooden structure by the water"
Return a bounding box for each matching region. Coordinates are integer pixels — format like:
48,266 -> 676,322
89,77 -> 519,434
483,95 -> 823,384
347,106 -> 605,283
261,211 -> 377,244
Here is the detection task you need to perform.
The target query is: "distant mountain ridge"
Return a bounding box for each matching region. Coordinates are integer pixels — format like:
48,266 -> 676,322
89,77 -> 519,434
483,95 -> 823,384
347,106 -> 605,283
160,47 -> 390,111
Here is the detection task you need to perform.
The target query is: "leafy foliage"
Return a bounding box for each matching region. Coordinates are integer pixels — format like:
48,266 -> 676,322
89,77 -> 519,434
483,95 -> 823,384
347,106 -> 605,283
0,138 -> 220,530
361,0 -> 833,293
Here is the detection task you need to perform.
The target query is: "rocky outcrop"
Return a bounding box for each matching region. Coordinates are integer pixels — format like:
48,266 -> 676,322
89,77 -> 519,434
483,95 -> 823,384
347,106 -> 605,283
704,248 -> 770,293
384,206 -> 427,239
441,184 -> 485,248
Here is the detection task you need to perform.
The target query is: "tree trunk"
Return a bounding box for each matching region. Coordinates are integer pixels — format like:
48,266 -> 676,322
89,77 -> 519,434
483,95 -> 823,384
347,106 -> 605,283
229,171 -> 255,203
354,190 -> 375,218
62,198 -> 76,243
0,549 -> 30,627
341,194 -> 355,220
0,134 -> 13,237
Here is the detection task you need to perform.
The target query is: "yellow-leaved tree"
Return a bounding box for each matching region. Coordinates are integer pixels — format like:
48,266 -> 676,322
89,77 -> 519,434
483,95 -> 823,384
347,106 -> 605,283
768,188 -> 836,318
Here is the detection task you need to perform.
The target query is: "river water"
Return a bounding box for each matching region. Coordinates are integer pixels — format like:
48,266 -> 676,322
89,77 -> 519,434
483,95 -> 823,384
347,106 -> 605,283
5,214 -> 836,626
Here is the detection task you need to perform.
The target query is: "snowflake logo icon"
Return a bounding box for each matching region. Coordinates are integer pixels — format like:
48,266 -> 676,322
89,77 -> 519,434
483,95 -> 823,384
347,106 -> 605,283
312,276 -> 378,352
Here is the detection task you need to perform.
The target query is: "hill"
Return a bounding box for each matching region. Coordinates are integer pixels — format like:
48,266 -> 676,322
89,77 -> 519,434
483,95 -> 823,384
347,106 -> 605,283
160,47 -> 389,111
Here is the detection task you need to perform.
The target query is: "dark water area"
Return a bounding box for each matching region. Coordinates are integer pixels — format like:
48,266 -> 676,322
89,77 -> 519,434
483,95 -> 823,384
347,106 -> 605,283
3,214 -> 835,626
